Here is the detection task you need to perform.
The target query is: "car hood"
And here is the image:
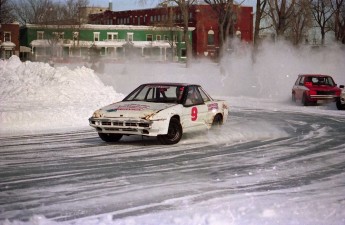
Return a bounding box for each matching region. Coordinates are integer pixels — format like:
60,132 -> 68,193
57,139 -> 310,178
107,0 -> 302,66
95,101 -> 177,119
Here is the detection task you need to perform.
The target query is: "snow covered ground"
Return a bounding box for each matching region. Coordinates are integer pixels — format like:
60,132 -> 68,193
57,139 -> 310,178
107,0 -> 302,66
1,41 -> 345,225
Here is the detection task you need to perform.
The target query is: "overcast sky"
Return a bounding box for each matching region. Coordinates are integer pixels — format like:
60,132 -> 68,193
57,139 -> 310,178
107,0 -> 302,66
88,0 -> 256,11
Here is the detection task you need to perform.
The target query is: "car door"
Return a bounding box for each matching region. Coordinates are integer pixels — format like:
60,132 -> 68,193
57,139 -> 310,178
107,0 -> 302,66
295,76 -> 305,100
181,86 -> 208,132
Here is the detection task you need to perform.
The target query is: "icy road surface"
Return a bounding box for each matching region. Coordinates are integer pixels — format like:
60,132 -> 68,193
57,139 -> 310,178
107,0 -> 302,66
1,108 -> 345,225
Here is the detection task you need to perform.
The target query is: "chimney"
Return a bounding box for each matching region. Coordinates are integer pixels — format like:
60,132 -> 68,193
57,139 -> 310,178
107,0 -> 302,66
109,0 -> 113,11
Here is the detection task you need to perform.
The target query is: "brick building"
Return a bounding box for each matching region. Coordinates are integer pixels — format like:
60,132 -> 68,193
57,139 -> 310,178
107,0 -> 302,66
0,23 -> 20,59
89,3 -> 253,59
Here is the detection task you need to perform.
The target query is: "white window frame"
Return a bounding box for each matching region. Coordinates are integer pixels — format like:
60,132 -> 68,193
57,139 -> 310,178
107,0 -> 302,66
53,32 -> 64,40
37,31 -> 44,40
156,35 -> 161,41
94,32 -> 100,42
146,34 -> 153,41
4,32 -> 11,42
73,32 -> 79,41
107,32 -> 118,40
127,32 -> 134,42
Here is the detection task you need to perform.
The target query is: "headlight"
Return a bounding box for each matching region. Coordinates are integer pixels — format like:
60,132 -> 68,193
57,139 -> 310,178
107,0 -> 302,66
92,110 -> 103,118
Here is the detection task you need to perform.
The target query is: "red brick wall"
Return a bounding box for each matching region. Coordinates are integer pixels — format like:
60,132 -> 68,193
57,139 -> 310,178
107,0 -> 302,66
0,23 -> 20,52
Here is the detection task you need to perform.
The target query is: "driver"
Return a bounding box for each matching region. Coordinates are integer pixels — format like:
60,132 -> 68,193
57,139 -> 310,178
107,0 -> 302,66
176,86 -> 184,102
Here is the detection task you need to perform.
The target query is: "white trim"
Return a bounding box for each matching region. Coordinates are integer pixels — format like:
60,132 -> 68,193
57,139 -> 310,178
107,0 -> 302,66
25,24 -> 195,31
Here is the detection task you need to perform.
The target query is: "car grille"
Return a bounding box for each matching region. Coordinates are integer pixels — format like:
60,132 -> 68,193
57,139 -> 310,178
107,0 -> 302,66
99,120 -> 151,128
317,91 -> 335,95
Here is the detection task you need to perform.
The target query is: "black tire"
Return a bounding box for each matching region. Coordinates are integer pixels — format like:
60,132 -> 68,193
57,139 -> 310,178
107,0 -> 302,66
302,93 -> 309,106
98,133 -> 123,142
291,93 -> 296,103
336,99 -> 345,110
157,118 -> 182,145
212,114 -> 223,128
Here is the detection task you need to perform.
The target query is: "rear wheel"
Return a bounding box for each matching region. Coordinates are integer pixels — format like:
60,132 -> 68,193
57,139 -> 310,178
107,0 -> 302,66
291,93 -> 296,103
157,118 -> 182,145
98,133 -> 123,142
302,93 -> 309,106
212,114 -> 223,128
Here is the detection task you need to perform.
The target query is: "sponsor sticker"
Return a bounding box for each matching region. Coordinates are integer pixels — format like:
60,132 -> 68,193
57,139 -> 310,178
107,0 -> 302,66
207,103 -> 218,111
116,104 -> 150,111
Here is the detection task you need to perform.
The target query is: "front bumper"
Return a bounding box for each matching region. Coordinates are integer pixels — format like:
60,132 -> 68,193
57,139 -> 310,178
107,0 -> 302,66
89,117 -> 166,136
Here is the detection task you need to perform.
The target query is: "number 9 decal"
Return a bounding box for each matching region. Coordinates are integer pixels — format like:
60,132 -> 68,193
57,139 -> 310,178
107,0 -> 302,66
191,107 -> 198,121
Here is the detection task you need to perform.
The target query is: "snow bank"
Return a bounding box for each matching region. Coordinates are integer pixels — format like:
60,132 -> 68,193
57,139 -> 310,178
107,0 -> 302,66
0,56 -> 124,135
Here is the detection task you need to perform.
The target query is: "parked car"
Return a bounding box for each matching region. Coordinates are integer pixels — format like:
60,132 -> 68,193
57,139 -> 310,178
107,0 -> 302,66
336,85 -> 345,110
89,83 -> 229,144
292,74 -> 341,106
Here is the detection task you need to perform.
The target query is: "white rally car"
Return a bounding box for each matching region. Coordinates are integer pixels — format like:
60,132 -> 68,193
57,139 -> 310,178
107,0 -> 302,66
337,85 -> 345,110
89,83 -> 229,144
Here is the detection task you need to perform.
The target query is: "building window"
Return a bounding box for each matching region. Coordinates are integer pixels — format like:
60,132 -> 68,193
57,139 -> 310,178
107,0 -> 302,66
164,35 -> 169,41
4,32 -> 11,42
37,31 -> 44,40
127,33 -> 133,42
173,35 -> 178,43
107,32 -> 118,40
156,35 -> 161,41
73,32 -> 79,41
94,32 -> 100,41
5,50 -> 12,59
181,49 -> 186,58
53,32 -> 64,40
207,30 -> 215,45
146,34 -> 153,41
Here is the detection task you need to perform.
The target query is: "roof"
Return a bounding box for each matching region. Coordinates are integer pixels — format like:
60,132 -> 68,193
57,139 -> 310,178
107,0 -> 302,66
299,74 -> 332,77
24,24 -> 195,31
141,82 -> 199,87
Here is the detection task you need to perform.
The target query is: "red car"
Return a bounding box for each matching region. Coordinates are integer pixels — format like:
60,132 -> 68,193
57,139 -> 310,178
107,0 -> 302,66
292,74 -> 341,106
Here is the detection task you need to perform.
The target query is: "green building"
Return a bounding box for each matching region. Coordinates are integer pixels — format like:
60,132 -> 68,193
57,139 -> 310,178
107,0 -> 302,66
20,24 -> 193,62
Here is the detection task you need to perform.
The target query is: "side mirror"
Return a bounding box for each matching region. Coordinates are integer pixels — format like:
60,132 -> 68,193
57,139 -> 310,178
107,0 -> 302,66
340,85 -> 344,89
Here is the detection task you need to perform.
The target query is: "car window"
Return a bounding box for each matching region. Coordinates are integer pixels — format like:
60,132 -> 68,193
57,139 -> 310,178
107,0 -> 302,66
123,84 -> 184,103
198,87 -> 212,102
299,76 -> 305,85
307,76 -> 335,86
295,77 -> 301,85
185,86 -> 204,106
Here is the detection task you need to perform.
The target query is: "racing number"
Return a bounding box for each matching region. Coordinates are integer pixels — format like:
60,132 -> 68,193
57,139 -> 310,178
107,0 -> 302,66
191,107 -> 198,121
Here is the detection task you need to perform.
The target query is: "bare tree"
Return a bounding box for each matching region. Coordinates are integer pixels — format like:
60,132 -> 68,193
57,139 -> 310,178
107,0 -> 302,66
204,0 -> 235,58
253,0 -> 268,48
11,0 -> 55,25
169,0 -> 197,67
310,0 -> 334,45
267,0 -> 297,39
331,0 -> 345,43
11,0 -> 88,25
0,0 -> 16,23
289,0 -> 313,45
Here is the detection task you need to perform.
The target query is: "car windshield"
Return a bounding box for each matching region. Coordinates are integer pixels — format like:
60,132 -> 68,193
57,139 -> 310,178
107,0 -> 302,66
123,84 -> 185,103
306,76 -> 335,86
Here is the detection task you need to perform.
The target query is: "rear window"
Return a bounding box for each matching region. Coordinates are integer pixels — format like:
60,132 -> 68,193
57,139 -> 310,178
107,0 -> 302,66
305,76 -> 335,86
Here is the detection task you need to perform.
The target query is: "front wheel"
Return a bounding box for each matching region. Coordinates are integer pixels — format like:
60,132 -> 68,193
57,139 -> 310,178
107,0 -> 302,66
98,133 -> 123,142
157,118 -> 182,145
336,98 -> 345,110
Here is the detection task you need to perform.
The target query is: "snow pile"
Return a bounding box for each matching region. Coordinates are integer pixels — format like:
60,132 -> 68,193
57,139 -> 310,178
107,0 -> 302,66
0,56 -> 124,134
